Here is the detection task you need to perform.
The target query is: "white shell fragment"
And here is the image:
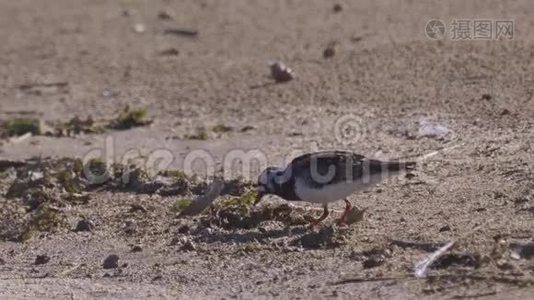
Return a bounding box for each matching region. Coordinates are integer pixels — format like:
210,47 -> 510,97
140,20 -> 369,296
133,23 -> 146,33
414,240 -> 456,278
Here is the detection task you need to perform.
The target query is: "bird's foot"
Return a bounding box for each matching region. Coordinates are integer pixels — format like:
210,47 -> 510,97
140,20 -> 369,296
336,199 -> 352,226
304,204 -> 329,231
304,216 -> 324,231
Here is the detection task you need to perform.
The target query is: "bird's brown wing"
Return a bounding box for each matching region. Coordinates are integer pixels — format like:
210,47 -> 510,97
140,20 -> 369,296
289,151 -> 415,188
288,151 -> 367,188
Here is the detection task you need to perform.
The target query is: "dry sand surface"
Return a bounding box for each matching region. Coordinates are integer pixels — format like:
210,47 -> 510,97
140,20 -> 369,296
1,0 -> 534,299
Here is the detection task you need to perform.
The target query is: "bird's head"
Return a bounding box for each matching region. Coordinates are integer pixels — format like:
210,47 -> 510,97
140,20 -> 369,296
255,166 -> 285,204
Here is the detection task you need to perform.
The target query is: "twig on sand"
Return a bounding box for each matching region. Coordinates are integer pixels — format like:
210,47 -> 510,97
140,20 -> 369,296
333,276 -> 408,285
59,264 -> 81,277
397,143 -> 463,162
178,178 -> 224,217
333,273 -> 534,287
413,220 -> 489,278
414,240 -> 456,278
18,82 -> 68,90
450,291 -> 497,299
8,132 -> 33,144
0,159 -> 26,172
389,239 -> 446,252
163,28 -> 198,37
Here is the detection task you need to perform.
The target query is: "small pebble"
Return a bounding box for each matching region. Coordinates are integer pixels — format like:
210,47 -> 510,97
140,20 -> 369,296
270,61 -> 294,83
439,225 -> 451,232
240,126 -> 255,132
102,254 -> 120,269
405,173 -> 416,180
159,48 -> 179,56
123,221 -> 138,235
180,239 -> 197,251
131,245 -> 143,252
102,89 -> 114,97
157,11 -> 173,20
323,44 -> 336,58
362,255 -> 385,269
481,93 -> 492,100
178,225 -> 190,234
333,4 -> 343,12
200,227 -> 213,236
74,219 -> 95,232
35,255 -> 50,265
130,204 -> 147,213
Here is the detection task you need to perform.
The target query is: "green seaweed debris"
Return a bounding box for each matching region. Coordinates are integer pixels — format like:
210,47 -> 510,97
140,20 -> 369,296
220,191 -> 257,208
2,118 -> 41,137
185,127 -> 209,140
174,198 -> 193,212
211,124 -> 233,133
108,106 -> 153,130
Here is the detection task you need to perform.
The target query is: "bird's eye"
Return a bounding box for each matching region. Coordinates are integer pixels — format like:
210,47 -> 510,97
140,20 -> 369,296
275,171 -> 283,177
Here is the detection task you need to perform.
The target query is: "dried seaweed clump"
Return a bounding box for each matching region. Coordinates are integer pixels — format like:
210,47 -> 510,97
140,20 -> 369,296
6,158 -> 85,207
204,189 -> 307,229
1,118 -> 41,137
48,116 -> 105,137
173,198 -> 193,212
1,158 -> 89,241
211,124 -> 233,134
17,204 -> 68,241
185,127 -> 209,140
108,106 -> 153,130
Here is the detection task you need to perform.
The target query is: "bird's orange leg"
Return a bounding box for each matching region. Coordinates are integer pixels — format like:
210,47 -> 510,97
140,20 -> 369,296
336,199 -> 352,226
304,204 -> 329,230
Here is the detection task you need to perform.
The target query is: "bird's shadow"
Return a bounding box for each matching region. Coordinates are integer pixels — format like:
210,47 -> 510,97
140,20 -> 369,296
192,226 -> 308,245
185,203 -> 351,249
192,224 -> 343,250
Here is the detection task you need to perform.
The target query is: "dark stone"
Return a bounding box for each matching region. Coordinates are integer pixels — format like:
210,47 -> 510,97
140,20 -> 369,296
323,46 -> 336,58
481,93 -> 492,100
439,225 -> 451,232
433,253 -> 481,269
177,225 -> 190,234
362,255 -> 385,269
180,240 -> 197,251
35,254 -> 50,265
129,204 -> 147,213
102,254 -> 120,269
131,245 -> 143,252
74,219 -> 95,232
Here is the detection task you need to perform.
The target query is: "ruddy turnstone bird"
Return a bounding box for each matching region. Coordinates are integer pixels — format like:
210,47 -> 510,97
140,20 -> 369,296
255,151 -> 416,227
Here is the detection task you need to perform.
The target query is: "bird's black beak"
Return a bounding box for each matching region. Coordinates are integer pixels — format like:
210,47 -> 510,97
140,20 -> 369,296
254,186 -> 266,205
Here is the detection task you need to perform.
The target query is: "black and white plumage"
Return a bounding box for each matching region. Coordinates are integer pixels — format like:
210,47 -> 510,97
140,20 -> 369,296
255,151 -> 416,226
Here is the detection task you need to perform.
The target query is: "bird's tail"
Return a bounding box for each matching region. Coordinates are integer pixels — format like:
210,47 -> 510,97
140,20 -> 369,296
386,160 -> 416,172
369,160 -> 416,174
